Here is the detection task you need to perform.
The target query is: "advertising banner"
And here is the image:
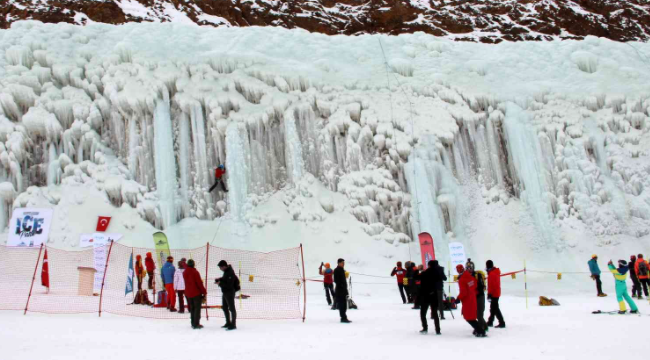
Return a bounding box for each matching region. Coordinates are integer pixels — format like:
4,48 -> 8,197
7,208 -> 54,247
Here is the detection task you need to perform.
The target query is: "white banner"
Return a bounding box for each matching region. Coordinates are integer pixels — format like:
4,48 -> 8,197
448,242 -> 467,275
79,233 -> 122,290
79,233 -> 123,248
7,208 -> 54,247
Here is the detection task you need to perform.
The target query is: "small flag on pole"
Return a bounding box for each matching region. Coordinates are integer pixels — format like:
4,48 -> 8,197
125,253 -> 134,296
96,216 -> 112,232
41,249 -> 49,288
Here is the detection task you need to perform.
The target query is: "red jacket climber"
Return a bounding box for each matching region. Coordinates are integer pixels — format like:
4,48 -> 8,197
209,165 -> 228,193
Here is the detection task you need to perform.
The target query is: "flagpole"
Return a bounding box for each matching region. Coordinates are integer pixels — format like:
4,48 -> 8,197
131,247 -> 135,302
25,244 -> 44,315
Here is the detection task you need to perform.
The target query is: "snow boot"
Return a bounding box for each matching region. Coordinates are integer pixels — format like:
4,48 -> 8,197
495,323 -> 506,328
341,319 -> 352,323
631,310 -> 639,314
475,332 -> 487,338
597,293 -> 608,297
420,329 -> 428,335
618,310 -> 627,315
226,325 -> 237,331
436,331 -> 441,335
221,323 -> 231,328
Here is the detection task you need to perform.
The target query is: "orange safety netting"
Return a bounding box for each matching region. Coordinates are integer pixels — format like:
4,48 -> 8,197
0,243 -> 306,321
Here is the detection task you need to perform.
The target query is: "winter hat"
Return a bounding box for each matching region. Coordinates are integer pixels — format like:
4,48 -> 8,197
456,264 -> 465,273
639,254 -> 644,259
337,258 -> 345,264
136,255 -> 142,260
631,255 -> 637,261
325,263 -> 331,268
619,260 -> 628,267
486,260 -> 494,269
178,260 -> 185,269
167,256 -> 173,262
466,259 -> 475,272
146,252 -> 152,257
432,260 -> 439,267
428,260 -> 436,268
187,259 -> 195,268
591,254 -> 598,259
397,261 -> 402,267
218,260 -> 228,267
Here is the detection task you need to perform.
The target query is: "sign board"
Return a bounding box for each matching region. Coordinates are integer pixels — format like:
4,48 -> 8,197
448,242 -> 467,275
7,208 -> 54,247
79,233 -> 123,248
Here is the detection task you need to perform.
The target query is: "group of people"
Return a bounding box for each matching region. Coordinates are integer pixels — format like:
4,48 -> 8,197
588,254 -> 649,314
133,253 -> 239,330
318,257 -> 505,337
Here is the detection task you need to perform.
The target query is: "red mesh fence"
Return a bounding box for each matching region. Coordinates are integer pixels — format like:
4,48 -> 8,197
0,246 -> 41,311
0,243 -> 305,321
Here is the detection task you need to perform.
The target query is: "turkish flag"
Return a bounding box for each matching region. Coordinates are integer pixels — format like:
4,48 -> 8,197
41,249 -> 49,288
96,216 -> 112,232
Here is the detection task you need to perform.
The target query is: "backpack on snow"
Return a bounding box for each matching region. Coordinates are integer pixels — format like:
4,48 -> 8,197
443,296 -> 457,310
639,261 -> 649,277
539,296 -> 560,306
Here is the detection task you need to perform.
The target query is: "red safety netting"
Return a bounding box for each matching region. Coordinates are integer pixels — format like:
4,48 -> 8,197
0,246 -> 41,311
0,243 -> 305,321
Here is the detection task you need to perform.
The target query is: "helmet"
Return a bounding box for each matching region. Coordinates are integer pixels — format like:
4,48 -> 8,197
619,260 -> 628,267
218,164 -> 225,169
325,263 -> 330,268
591,254 -> 597,259
456,264 -> 465,273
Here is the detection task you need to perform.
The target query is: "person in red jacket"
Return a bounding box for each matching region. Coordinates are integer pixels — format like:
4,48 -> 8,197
145,252 -> 155,290
319,262 -> 335,306
209,165 -> 228,193
391,261 -> 407,304
486,260 -> 505,328
183,259 -> 207,329
457,264 -> 485,337
634,254 -> 649,297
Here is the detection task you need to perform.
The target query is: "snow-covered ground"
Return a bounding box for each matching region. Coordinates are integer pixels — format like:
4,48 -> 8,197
2,282 -> 649,360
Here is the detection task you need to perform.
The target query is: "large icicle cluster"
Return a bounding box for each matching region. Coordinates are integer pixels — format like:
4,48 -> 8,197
1,22 -> 649,261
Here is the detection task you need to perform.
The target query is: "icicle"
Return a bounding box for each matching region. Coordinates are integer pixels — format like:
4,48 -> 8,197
226,122 -> 250,221
179,113 -> 191,218
284,109 -> 305,184
153,97 -> 178,229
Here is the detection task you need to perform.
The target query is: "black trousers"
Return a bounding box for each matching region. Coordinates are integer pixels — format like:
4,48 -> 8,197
640,278 -> 650,297
209,179 -> 227,193
467,320 -> 484,335
631,277 -> 641,297
324,283 -> 335,305
398,284 -> 407,303
223,291 -> 237,326
594,275 -> 603,295
487,297 -> 505,325
336,295 -> 348,320
405,283 -> 413,303
177,290 -> 186,313
420,294 -> 440,333
189,296 -> 202,328
476,295 -> 486,330
433,289 -> 445,319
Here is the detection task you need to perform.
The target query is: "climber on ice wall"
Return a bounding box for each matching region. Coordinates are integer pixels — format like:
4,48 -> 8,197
209,164 -> 228,193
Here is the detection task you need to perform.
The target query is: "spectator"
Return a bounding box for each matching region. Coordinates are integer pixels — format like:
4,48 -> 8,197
183,259 -> 207,329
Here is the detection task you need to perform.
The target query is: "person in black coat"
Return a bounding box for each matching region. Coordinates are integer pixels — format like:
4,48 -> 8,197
333,258 -> 351,323
418,260 -> 442,335
430,260 -> 448,320
405,261 -> 414,303
216,260 -> 237,330
630,255 -> 642,299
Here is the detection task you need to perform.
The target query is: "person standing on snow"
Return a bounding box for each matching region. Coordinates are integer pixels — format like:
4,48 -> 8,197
209,164 -> 228,193
162,256 -> 177,312
412,264 -> 423,310
418,260 -> 442,335
588,255 -> 607,297
634,254 -> 649,297
145,252 -> 155,290
174,259 -> 187,314
456,264 -> 485,337
486,260 -> 506,328
135,254 -> 145,291
468,261 -> 488,334
404,261 -> 414,303
608,259 -> 638,314
183,259 -> 207,329
334,258 -> 351,323
629,255 -> 642,299
319,262 -> 336,306
216,260 -> 238,330
430,260 -> 447,320
391,261 -> 407,304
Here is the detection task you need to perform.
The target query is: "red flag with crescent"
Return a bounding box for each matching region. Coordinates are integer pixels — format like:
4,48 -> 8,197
41,249 -> 49,288
418,232 -> 436,269
96,216 -> 111,232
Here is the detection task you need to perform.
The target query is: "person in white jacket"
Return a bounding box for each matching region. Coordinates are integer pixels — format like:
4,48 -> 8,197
174,258 -> 187,314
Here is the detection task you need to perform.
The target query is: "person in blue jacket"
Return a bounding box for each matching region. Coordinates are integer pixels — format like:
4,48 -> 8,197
608,260 -> 638,314
588,255 -> 607,297
162,256 -> 177,312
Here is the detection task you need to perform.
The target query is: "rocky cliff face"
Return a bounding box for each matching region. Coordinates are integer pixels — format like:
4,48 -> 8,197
2,0 -> 649,42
